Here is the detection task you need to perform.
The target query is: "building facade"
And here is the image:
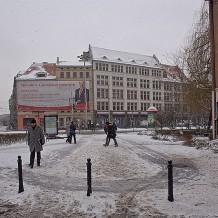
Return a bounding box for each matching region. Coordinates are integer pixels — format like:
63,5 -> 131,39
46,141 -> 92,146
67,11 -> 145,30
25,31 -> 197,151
10,60 -> 94,130
55,58 -> 93,129
10,63 -> 57,130
10,46 -> 185,130
89,45 -> 184,128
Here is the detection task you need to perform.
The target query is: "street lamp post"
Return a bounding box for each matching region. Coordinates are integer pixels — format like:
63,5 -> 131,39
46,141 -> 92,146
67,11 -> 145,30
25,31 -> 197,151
69,96 -> 75,122
78,51 -> 89,129
108,81 -> 110,122
132,111 -> 134,132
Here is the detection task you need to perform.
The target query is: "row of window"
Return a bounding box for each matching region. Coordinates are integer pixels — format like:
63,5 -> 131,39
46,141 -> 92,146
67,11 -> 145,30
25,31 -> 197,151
150,103 -> 186,112
60,67 -> 90,70
151,69 -> 162,77
96,101 -> 184,112
58,72 -> 181,92
164,82 -> 182,91
112,64 -> 123,73
59,71 -> 90,79
97,101 -> 137,111
96,75 -> 181,90
95,62 -> 162,77
96,88 -> 183,102
97,88 -> 108,99
164,93 -> 183,102
96,75 -> 109,85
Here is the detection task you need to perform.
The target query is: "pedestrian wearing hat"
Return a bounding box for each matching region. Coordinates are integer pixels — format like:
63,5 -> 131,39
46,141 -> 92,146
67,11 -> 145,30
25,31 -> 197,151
27,119 -> 45,168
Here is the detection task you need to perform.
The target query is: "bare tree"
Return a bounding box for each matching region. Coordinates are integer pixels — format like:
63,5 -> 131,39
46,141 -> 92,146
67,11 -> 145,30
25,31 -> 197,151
172,3 -> 212,128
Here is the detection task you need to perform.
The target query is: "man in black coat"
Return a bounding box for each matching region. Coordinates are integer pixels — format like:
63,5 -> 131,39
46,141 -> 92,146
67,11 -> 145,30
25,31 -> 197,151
68,121 -> 77,144
103,122 -> 118,147
27,119 -> 45,168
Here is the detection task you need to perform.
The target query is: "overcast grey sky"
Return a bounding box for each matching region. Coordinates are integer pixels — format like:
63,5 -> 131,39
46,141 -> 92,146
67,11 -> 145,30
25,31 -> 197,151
0,0 -> 204,103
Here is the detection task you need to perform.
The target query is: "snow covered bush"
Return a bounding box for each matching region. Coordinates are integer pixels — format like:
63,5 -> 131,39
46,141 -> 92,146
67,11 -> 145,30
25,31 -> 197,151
0,133 -> 27,146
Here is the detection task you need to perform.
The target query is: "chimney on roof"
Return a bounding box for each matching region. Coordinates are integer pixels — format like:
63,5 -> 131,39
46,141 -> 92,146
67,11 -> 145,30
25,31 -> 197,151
153,54 -> 161,65
57,57 -> 60,64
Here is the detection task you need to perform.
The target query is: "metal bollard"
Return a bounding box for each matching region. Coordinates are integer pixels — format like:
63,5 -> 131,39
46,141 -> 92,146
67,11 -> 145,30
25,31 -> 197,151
17,156 -> 24,193
87,158 -> 92,196
168,160 -> 174,202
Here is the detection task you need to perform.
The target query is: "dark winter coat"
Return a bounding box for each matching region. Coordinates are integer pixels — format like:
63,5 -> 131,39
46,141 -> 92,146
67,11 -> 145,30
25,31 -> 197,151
107,124 -> 116,139
69,123 -> 76,135
27,125 -> 45,152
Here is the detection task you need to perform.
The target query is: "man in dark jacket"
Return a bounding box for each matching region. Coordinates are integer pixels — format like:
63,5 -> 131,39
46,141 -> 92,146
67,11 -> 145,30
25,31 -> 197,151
69,121 -> 77,144
27,119 -> 45,168
103,122 -> 118,147
103,121 -> 110,146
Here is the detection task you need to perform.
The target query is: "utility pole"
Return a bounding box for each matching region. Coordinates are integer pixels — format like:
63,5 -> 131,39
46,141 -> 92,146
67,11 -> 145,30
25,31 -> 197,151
108,81 -> 110,122
78,51 -> 90,129
69,95 -> 75,122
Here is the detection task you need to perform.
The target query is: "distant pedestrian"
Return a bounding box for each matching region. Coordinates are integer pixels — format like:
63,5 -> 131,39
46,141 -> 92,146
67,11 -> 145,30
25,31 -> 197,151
103,122 -> 118,147
103,121 -> 110,146
66,125 -> 70,143
68,121 -> 77,144
27,119 -> 45,168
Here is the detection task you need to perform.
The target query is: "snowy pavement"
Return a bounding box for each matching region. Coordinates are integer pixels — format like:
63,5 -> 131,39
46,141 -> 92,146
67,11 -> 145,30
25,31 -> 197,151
0,132 -> 218,217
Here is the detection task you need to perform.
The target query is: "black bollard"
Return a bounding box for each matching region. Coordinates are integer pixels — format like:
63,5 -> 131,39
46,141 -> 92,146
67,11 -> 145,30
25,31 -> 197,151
17,156 -> 24,193
168,160 -> 174,202
87,158 -> 92,196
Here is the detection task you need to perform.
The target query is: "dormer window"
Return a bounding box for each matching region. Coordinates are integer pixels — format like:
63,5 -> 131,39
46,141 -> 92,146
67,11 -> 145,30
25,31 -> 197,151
131,60 -> 136,63
102,56 -> 107,60
144,61 -> 148,65
36,72 -> 47,78
117,58 -> 122,61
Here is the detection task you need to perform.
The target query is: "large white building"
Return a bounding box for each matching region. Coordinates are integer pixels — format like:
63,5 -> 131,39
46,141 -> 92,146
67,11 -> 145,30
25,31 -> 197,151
89,45 -> 167,127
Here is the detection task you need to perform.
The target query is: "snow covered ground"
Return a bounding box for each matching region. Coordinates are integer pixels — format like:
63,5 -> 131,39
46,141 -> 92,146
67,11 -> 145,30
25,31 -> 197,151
0,131 -> 218,217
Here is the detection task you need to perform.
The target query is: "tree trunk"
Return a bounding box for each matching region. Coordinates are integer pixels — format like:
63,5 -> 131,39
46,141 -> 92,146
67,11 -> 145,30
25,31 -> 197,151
207,109 -> 212,130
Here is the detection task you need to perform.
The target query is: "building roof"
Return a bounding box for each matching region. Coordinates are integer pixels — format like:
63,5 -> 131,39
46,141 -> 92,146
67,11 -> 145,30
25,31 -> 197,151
161,64 -> 181,77
56,59 -> 92,67
16,63 -> 56,80
161,64 -> 183,83
90,46 -> 162,69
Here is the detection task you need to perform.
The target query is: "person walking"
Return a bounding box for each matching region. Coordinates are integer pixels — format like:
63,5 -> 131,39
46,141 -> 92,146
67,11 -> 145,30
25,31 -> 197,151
103,122 -> 118,147
68,121 -> 77,144
103,121 -> 110,146
66,123 -> 71,143
27,119 -> 45,168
